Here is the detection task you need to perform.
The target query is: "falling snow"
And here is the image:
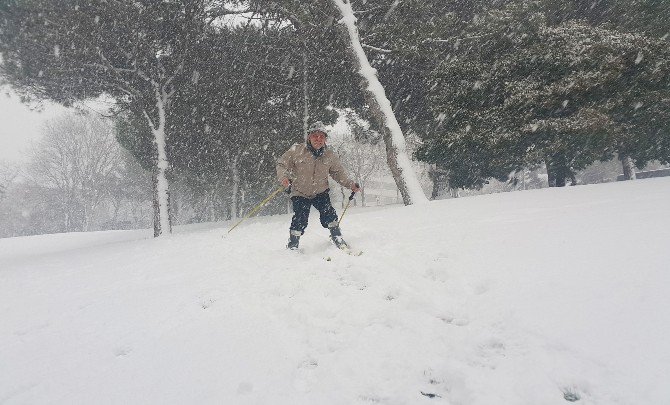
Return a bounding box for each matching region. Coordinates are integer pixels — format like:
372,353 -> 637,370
635,51 -> 644,64
0,2 -> 668,403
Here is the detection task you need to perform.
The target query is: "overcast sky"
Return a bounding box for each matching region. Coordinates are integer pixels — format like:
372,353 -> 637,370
0,89 -> 69,162
0,89 -> 117,163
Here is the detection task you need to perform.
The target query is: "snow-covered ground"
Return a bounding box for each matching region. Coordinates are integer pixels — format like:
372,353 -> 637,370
1,178 -> 669,405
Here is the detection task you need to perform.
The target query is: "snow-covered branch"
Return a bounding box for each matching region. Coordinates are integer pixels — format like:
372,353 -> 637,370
383,0 -> 402,21
361,43 -> 394,54
83,62 -> 136,75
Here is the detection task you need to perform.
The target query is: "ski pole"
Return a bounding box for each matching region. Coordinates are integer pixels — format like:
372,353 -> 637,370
227,186 -> 286,234
337,190 -> 357,227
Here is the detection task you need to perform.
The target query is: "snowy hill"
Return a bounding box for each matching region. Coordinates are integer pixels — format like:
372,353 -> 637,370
1,178 -> 669,405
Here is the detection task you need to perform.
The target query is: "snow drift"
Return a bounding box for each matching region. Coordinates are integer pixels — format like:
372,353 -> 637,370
1,178 -> 669,404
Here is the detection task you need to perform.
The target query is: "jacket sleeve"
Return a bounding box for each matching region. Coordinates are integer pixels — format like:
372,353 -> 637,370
276,145 -> 295,182
328,152 -> 355,189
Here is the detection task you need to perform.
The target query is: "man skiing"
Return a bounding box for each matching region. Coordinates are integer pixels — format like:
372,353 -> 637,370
277,121 -> 361,250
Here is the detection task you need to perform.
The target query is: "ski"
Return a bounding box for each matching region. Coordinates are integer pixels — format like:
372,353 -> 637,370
337,245 -> 363,256
323,248 -> 362,261
330,236 -> 363,256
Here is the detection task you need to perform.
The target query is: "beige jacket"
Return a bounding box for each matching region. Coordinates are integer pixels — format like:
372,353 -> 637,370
276,143 -> 355,198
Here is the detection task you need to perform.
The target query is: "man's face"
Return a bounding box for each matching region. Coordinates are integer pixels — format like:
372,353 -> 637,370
308,131 -> 327,149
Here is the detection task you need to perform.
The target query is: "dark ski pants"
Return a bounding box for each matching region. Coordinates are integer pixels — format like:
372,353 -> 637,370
290,190 -> 338,234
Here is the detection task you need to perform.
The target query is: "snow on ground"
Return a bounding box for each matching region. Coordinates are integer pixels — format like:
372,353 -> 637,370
1,178 -> 669,405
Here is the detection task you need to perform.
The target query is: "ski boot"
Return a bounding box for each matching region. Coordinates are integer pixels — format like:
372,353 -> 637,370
287,230 -> 302,250
328,222 -> 349,250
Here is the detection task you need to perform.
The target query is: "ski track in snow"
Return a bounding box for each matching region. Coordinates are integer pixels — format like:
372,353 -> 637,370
1,178 -> 669,404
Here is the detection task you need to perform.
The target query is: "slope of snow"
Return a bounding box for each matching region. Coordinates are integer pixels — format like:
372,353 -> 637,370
1,178 -> 669,404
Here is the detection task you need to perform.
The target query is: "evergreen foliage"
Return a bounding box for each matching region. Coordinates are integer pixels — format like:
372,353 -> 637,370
415,0 -> 670,188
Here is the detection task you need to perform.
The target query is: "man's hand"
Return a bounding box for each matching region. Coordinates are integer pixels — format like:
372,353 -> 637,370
351,182 -> 361,193
280,178 -> 291,188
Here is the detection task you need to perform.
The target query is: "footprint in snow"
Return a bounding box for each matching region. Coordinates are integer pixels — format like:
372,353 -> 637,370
562,386 -> 582,402
299,358 -> 319,369
384,287 -> 401,301
438,314 -> 470,326
419,369 -> 445,400
200,298 -> 216,309
359,394 -> 385,403
472,280 -> 491,295
478,338 -> 506,357
114,346 -> 133,357
562,383 -> 590,402
336,273 -> 367,291
469,338 -> 508,370
293,358 -> 319,392
237,382 -> 254,395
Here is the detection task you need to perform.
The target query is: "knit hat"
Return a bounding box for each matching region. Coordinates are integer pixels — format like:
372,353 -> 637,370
306,121 -> 328,140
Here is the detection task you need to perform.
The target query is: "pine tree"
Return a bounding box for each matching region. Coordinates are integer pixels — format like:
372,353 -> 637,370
415,0 -> 670,188
0,0 -> 215,235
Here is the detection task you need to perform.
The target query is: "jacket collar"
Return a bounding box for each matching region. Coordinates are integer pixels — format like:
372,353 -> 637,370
306,141 -> 325,158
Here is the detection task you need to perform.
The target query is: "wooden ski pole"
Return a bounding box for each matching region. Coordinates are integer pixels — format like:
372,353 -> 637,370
337,190 -> 357,227
228,186 -> 286,234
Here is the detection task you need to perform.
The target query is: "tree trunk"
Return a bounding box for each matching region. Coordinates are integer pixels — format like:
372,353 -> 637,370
64,209 -> 70,233
546,154 -> 572,187
331,0 -> 427,206
546,160 -> 556,187
428,165 -> 450,199
82,204 -> 89,232
151,170 -> 161,235
239,189 -> 246,219
428,165 -> 440,200
145,87 -> 172,237
546,159 -> 567,187
547,167 -> 567,187
555,175 -> 567,187
620,155 -> 637,180
230,155 -> 240,221
111,200 -> 121,223
431,177 -> 439,200
302,42 -> 310,138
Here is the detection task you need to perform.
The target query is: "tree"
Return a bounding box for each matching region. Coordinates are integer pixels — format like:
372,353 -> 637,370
520,20 -> 670,182
0,182 -> 57,237
241,0 -> 428,205
328,0 -> 428,205
331,110 -> 387,207
541,0 -> 670,178
544,0 -> 670,38
116,24 -> 307,222
104,150 -> 152,228
0,138 -> 150,237
24,113 -> 124,232
0,160 -> 18,201
0,0 -> 228,236
172,26 -> 302,219
415,0 -> 670,187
